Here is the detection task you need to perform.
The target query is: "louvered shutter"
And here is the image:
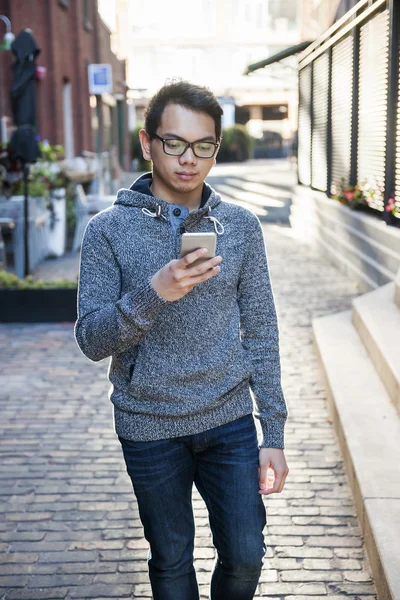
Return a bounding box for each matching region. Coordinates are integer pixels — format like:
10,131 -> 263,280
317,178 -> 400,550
395,29 -> 400,218
331,35 -> 353,196
311,52 -> 329,192
298,65 -> 311,186
357,10 -> 389,211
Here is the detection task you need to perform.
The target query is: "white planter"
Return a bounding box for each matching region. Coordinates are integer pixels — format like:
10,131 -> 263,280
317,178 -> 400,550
46,188 -> 66,257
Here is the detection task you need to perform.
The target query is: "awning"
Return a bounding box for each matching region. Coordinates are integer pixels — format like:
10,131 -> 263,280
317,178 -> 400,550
243,41 -> 314,75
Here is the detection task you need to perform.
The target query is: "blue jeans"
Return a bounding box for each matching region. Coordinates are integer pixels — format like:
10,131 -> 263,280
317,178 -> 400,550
118,413 -> 267,600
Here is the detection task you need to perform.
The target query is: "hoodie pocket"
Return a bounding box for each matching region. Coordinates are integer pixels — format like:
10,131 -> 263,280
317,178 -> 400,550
127,339 -> 252,414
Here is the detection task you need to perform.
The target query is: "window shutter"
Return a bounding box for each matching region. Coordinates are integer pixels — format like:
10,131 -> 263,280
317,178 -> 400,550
357,10 -> 390,211
311,52 -> 329,192
298,65 -> 312,186
395,27 -> 400,218
331,35 -> 354,196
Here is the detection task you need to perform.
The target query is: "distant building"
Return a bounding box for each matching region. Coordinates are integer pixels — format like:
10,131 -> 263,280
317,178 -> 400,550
0,0 -> 130,170
101,0 -> 303,145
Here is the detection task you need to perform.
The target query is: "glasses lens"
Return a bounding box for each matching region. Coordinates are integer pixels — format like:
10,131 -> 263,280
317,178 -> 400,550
193,142 -> 215,158
164,139 -> 186,155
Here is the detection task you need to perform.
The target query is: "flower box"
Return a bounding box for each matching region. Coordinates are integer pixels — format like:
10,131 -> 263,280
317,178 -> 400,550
0,287 -> 77,323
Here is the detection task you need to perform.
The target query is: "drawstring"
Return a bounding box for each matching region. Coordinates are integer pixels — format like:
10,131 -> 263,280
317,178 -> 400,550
142,203 -> 224,234
142,206 -> 168,221
204,206 -> 224,235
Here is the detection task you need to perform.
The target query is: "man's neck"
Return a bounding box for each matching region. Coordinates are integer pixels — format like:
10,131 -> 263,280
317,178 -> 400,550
149,178 -> 202,212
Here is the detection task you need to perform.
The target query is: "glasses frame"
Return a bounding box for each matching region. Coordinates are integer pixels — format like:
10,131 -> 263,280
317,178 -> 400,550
153,134 -> 220,159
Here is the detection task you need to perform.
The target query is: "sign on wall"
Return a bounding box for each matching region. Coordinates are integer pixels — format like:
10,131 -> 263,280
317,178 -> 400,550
88,64 -> 113,95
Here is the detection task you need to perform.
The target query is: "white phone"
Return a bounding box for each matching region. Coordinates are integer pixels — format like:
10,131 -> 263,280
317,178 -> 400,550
180,232 -> 217,268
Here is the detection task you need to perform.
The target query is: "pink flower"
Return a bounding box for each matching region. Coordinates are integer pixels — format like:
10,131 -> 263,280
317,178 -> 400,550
385,197 -> 396,212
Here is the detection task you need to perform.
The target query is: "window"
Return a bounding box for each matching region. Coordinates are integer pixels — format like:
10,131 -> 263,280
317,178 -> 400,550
82,0 -> 92,30
268,0 -> 298,30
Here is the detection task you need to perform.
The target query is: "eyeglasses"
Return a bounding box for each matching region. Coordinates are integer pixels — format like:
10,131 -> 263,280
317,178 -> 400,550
154,134 -> 219,159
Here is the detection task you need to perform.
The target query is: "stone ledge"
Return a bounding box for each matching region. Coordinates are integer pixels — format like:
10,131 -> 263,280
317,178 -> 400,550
290,186 -> 400,292
352,282 -> 400,415
313,309 -> 400,600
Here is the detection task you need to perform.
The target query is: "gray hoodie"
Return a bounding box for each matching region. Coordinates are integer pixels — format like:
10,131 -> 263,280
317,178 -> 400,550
74,173 -> 288,448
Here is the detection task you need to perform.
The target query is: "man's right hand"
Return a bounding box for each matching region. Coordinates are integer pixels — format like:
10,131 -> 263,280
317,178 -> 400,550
150,248 -> 223,302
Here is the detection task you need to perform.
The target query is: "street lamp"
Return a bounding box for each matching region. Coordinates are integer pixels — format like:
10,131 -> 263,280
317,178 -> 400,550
0,15 -> 15,50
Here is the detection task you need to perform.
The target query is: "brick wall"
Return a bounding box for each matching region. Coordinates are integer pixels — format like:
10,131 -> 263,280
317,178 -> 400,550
0,0 -> 128,168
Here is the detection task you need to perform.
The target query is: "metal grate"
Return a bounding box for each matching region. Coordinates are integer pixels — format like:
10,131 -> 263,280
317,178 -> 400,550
331,35 -> 354,196
311,52 -> 329,192
298,65 -> 312,186
357,10 -> 389,211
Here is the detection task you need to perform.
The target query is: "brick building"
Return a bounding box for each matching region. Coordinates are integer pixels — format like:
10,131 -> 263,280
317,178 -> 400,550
0,0 -> 130,170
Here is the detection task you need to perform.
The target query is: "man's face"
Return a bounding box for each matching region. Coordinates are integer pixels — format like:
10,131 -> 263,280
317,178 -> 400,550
139,104 -> 219,196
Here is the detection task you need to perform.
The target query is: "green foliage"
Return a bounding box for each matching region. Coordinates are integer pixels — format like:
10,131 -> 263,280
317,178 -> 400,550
14,178 -> 47,198
217,125 -> 254,163
39,141 -> 65,162
131,126 -> 152,171
0,269 -> 77,289
1,140 -> 67,199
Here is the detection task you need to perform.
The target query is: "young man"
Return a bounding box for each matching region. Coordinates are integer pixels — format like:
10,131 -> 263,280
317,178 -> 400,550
75,80 -> 289,600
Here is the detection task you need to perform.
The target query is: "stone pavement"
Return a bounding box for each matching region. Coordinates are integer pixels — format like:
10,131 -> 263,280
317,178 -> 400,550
0,161 -> 378,599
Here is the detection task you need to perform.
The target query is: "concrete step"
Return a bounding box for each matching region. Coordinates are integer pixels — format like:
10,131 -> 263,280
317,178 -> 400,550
395,269 -> 400,309
313,309 -> 400,600
352,282 -> 400,415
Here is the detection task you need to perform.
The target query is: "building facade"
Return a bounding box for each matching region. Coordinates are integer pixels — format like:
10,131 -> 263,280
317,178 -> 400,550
0,0 -> 130,169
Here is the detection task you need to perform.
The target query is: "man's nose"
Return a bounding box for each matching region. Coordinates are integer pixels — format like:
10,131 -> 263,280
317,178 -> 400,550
179,145 -> 197,164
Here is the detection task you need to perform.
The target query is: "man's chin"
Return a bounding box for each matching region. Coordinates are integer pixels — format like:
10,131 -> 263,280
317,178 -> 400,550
172,177 -> 201,193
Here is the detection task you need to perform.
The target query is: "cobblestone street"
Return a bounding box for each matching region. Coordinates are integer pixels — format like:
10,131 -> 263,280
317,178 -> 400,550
0,162 -> 378,599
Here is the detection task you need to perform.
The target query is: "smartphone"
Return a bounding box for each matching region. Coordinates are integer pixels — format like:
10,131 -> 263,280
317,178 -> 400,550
180,232 -> 217,268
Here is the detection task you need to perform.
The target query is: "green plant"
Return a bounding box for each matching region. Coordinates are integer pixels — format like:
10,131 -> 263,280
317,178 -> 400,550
38,140 -> 64,162
0,269 -> 77,289
131,125 -> 152,171
14,178 -> 47,198
65,182 -> 77,236
217,125 -> 254,163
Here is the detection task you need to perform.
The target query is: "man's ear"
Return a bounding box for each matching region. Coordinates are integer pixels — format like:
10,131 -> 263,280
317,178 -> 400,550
213,140 -> 222,165
139,129 -> 152,161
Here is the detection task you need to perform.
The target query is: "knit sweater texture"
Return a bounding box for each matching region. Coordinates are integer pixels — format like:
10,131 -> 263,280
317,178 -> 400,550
74,172 -> 288,448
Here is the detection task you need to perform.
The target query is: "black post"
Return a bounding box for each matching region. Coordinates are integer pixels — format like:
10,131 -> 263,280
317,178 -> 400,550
350,24 -> 360,187
297,67 -> 301,185
310,62 -> 314,189
23,162 -> 29,277
326,47 -> 333,197
384,0 -> 399,207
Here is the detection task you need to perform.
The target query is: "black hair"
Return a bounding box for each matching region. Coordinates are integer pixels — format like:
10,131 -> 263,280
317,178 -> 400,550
144,79 -> 223,142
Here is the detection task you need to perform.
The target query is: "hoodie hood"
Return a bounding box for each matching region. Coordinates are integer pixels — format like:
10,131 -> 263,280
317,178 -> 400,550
114,172 -> 224,234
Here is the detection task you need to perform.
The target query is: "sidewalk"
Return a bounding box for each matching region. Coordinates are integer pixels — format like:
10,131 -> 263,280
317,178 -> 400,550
0,162 -> 378,599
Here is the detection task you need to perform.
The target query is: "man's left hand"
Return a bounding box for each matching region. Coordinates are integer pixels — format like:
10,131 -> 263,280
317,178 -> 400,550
258,448 -> 289,495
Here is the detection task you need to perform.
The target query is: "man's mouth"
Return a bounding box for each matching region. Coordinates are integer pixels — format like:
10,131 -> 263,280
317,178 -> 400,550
176,172 -> 197,179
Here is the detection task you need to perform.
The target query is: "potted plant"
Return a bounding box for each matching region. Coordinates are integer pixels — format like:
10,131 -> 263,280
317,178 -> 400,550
333,178 -> 366,209
0,268 -> 77,323
5,140 -> 69,258
32,141 -> 68,257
